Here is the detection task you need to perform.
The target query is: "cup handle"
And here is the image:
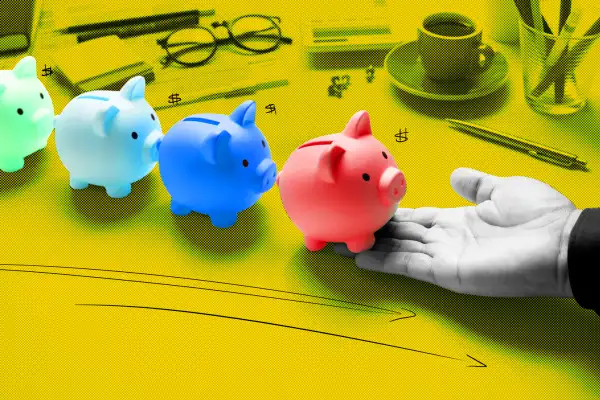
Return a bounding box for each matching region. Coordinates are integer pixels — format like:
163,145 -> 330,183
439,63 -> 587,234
475,43 -> 495,72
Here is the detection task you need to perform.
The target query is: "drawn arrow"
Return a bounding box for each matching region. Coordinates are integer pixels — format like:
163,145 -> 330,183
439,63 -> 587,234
466,355 -> 487,367
0,265 -> 415,319
1,265 -> 480,366
77,303 -> 487,368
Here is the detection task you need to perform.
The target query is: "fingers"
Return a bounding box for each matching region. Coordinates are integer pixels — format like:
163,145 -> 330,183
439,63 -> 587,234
392,208 -> 440,227
372,237 -> 429,254
333,234 -> 433,257
356,251 -> 436,285
450,168 -> 503,204
334,219 -> 437,257
377,221 -> 429,241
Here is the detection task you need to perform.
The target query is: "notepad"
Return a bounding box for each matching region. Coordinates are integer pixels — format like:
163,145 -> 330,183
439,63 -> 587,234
302,0 -> 401,52
50,35 -> 154,93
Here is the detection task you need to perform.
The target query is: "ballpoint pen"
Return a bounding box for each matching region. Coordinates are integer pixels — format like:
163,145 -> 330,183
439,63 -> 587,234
58,10 -> 215,33
446,119 -> 588,169
76,15 -> 200,42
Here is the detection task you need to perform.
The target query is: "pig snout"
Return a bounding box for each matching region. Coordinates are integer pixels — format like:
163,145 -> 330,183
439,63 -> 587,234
378,167 -> 406,206
255,159 -> 277,193
143,130 -> 164,163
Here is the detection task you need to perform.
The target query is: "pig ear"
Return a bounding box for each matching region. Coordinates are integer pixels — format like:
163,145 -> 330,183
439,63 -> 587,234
317,143 -> 346,183
93,105 -> 120,136
342,111 -> 372,139
13,56 -> 37,79
197,129 -> 232,165
120,76 -> 145,101
0,83 -> 5,96
230,100 -> 256,127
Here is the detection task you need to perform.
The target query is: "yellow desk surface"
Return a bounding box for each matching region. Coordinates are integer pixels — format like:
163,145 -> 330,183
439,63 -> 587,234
1,0 -> 599,398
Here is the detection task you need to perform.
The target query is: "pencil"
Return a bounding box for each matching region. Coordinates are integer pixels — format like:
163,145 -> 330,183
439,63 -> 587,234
531,0 -> 544,33
514,0 -> 553,33
532,14 -> 600,97
555,0 -> 572,103
530,8 -> 580,98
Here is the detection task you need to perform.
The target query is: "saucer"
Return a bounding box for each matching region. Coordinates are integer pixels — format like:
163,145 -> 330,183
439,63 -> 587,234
384,41 -> 509,100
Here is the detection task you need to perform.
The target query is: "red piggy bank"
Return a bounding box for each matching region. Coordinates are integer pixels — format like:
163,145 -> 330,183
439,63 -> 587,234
277,111 -> 407,253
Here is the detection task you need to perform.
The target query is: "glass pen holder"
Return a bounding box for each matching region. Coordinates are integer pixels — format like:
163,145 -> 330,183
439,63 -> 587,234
519,19 -> 600,115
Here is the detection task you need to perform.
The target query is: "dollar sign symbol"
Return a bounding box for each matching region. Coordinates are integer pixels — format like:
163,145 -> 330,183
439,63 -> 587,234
41,65 -> 53,77
395,128 -> 408,142
168,93 -> 181,105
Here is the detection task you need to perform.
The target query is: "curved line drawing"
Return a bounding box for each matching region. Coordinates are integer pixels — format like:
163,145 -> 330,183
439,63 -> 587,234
0,266 -> 414,319
0,263 -> 417,320
76,303 -> 485,367
2,267 -> 485,367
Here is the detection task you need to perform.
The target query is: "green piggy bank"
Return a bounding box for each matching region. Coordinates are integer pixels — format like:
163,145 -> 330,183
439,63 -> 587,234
0,56 -> 54,173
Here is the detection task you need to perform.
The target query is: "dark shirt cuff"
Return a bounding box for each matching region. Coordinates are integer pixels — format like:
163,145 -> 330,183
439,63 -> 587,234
568,208 -> 600,316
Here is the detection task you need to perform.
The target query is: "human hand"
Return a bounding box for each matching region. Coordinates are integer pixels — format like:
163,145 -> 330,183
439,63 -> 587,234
334,168 -> 582,297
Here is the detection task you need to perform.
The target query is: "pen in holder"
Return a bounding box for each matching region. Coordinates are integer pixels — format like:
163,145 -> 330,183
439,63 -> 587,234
516,1 -> 600,115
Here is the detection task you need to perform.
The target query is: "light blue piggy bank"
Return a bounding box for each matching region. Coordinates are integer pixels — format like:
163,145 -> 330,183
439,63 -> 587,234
54,76 -> 163,198
0,56 -> 54,173
158,100 -> 277,228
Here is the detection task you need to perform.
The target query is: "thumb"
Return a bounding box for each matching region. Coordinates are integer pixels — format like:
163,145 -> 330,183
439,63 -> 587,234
475,200 -> 505,226
450,168 -> 503,204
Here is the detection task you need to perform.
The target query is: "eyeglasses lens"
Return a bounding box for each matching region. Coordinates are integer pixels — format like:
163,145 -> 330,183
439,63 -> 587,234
166,28 -> 216,64
231,16 -> 281,51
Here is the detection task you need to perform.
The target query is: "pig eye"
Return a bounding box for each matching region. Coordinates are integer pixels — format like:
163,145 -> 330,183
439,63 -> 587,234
151,114 -> 155,121
362,173 -> 370,181
261,140 -> 266,148
40,93 -> 44,99
242,159 -> 249,167
131,132 -> 138,139
17,108 -> 23,115
382,151 -> 387,159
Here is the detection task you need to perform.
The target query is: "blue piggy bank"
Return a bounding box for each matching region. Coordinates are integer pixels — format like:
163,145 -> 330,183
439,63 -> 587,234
54,76 -> 164,198
158,100 -> 277,228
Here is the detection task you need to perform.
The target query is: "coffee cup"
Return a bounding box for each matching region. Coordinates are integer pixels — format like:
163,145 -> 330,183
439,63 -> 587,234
418,12 -> 495,81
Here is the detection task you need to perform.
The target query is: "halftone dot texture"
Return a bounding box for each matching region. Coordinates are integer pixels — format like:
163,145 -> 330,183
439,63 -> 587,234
2,0 -> 600,398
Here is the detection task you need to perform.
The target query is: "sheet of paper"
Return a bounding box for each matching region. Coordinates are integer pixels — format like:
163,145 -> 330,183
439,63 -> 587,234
50,36 -> 144,84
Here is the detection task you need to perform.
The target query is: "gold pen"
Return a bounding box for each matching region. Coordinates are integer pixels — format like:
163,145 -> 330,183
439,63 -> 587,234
446,119 -> 588,169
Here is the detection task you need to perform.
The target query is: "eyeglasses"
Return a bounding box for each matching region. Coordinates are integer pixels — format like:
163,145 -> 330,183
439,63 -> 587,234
157,14 -> 293,67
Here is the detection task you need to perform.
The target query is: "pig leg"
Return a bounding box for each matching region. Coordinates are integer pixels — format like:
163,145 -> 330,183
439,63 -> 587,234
69,177 -> 89,190
305,237 -> 327,251
170,200 -> 192,216
105,184 -> 132,198
209,213 -> 238,228
0,157 -> 25,172
346,234 -> 376,253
